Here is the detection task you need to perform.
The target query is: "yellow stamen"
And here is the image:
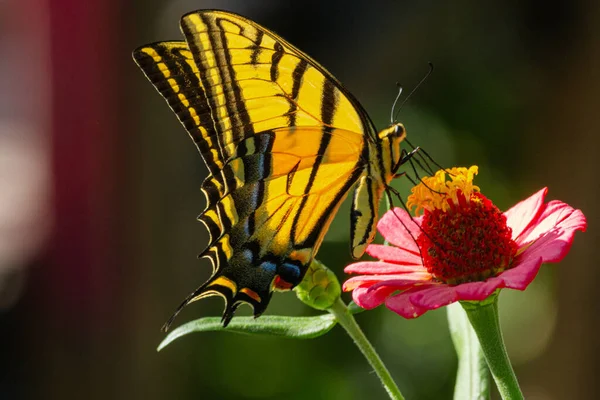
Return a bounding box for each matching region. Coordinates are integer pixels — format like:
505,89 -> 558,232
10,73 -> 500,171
407,166 -> 480,215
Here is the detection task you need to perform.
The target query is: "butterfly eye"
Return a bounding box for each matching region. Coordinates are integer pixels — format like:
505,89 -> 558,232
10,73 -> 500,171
394,124 -> 405,137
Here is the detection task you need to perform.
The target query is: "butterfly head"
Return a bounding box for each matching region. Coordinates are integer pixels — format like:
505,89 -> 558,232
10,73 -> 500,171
378,122 -> 406,141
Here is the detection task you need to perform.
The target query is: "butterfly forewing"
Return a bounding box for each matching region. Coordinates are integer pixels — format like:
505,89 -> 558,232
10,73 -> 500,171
179,11 -> 373,154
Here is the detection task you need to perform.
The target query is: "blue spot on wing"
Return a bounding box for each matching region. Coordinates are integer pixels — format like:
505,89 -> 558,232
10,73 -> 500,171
260,261 -> 277,273
242,248 -> 254,263
259,260 -> 303,286
280,262 -> 301,283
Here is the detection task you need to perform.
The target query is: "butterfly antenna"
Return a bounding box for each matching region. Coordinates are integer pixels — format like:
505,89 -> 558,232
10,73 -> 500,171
390,83 -> 404,124
393,62 -> 434,121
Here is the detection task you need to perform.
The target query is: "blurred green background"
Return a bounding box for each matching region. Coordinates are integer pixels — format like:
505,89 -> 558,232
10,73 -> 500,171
1,1 -> 597,399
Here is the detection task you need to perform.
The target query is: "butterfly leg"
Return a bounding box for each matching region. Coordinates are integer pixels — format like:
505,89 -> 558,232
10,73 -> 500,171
393,146 -> 420,178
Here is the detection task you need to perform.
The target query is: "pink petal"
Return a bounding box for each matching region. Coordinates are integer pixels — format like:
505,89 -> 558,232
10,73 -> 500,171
518,200 -> 582,243
368,275 -> 435,291
366,244 -> 422,265
504,188 -> 547,242
517,203 -> 586,262
385,288 -> 430,318
377,208 -> 422,254
345,261 -> 424,274
454,279 -> 503,301
409,285 -> 459,309
497,256 -> 543,290
352,285 -> 398,309
519,225 -> 579,265
343,271 -> 431,291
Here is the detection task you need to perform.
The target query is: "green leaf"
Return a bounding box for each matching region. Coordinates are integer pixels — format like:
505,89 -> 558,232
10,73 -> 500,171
158,314 -> 338,351
447,302 -> 490,400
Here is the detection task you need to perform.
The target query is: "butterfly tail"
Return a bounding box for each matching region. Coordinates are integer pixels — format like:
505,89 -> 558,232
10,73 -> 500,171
161,290 -> 199,332
162,274 -> 272,330
161,272 -> 238,332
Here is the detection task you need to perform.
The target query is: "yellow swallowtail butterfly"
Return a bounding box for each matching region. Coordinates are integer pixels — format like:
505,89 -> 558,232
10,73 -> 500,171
133,9 -> 408,327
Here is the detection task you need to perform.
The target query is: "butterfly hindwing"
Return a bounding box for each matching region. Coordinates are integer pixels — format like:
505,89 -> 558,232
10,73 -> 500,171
184,127 -> 366,325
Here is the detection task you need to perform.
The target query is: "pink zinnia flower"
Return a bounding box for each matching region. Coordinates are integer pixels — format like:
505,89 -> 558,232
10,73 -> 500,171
343,166 -> 587,318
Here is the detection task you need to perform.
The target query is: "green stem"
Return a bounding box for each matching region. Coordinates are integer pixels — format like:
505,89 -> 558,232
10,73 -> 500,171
462,297 -> 523,400
447,302 -> 490,400
329,298 -> 405,400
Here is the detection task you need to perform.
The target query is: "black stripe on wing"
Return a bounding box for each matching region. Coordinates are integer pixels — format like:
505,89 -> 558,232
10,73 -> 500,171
132,42 -> 226,180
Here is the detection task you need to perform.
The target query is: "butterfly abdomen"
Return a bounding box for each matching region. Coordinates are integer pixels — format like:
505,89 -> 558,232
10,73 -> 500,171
350,123 -> 406,258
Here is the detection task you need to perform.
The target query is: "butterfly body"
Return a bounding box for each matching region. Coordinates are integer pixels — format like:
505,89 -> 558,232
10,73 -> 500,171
133,10 -> 406,326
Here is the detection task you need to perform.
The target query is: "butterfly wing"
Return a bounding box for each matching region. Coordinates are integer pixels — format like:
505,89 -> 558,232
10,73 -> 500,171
133,10 -> 376,326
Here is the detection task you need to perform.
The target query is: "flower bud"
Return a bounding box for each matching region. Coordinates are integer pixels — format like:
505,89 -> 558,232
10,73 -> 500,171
294,259 -> 341,310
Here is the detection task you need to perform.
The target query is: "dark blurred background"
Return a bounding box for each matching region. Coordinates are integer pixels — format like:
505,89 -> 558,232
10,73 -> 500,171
1,1 -> 597,399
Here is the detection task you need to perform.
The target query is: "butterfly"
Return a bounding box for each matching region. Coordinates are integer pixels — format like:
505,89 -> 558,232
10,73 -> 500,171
133,9 -> 409,328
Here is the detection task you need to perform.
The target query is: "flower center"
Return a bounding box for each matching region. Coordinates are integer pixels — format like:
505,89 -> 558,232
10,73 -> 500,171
408,167 -> 518,284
